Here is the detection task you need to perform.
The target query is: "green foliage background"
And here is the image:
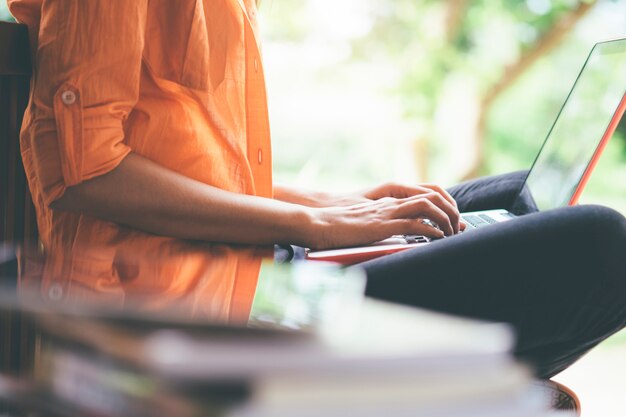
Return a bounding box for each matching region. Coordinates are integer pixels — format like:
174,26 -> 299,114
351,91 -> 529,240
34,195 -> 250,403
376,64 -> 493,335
1,1 -> 625,213
260,0 -> 626,214
0,2 -> 13,21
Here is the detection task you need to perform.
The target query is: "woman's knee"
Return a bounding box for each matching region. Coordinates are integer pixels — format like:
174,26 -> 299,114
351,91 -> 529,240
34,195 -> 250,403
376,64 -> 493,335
563,205 -> 626,265
525,204 -> 625,244
572,205 -> 626,236
563,205 -> 626,306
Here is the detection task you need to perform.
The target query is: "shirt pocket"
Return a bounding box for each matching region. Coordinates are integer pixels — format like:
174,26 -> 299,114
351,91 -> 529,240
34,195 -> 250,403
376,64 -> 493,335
143,0 -> 208,91
181,0 -> 211,91
186,0 -> 247,92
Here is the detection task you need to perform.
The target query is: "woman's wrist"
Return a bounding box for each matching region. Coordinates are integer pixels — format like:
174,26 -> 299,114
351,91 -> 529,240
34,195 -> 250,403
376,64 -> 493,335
285,205 -> 324,248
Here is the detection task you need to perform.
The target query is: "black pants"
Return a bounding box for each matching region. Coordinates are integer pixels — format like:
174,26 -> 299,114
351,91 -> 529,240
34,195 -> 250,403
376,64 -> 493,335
358,171 -> 626,379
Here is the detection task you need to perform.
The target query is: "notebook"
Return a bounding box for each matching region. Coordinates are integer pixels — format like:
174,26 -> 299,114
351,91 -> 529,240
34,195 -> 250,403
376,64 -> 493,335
307,38 -> 626,265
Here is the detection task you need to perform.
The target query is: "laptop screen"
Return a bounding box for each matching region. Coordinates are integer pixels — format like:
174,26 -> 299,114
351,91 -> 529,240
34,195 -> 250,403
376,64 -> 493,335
515,39 -> 626,213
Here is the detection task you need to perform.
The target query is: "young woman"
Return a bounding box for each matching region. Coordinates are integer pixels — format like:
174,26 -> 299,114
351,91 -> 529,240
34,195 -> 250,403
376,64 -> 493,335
8,0 -> 626,381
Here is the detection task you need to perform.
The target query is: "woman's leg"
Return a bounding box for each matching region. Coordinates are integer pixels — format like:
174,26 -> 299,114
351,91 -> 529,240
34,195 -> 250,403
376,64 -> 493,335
358,203 -> 626,379
446,170 -> 533,214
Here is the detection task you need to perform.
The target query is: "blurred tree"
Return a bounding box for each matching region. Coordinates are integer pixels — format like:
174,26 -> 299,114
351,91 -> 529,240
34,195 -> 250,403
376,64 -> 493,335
0,2 -> 14,21
352,0 -> 601,180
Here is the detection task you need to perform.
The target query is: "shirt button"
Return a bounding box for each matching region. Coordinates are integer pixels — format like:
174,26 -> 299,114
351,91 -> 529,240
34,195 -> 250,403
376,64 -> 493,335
61,90 -> 77,105
48,283 -> 64,301
257,148 -> 263,164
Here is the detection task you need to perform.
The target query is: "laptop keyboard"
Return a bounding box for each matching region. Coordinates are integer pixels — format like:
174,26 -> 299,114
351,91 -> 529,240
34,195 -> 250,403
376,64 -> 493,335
462,214 -> 498,228
402,213 -> 500,242
403,235 -> 431,244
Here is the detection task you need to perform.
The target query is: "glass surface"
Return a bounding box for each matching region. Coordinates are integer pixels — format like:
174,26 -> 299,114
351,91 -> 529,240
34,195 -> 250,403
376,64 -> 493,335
522,39 -> 626,212
250,261 -> 366,333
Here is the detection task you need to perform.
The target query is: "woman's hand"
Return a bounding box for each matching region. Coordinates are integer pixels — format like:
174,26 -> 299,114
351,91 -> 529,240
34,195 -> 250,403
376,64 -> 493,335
361,182 -> 463,234
304,189 -> 461,250
275,182 -> 463,245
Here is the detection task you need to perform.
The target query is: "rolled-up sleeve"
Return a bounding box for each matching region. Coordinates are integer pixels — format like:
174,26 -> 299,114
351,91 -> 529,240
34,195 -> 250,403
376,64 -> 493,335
29,0 -> 148,205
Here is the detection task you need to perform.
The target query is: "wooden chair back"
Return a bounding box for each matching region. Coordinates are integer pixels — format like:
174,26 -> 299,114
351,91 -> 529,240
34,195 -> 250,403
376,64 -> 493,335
0,21 -> 36,245
0,21 -> 37,403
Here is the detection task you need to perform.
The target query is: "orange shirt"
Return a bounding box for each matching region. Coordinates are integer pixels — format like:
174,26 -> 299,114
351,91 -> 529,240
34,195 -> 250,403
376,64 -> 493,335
8,0 -> 272,322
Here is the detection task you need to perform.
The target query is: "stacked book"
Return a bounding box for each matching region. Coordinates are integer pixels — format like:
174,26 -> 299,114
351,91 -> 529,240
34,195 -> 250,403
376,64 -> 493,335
0,294 -> 568,417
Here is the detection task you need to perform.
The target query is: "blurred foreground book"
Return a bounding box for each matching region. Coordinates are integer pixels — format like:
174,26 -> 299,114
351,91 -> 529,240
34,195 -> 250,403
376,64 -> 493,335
0,260 -> 566,417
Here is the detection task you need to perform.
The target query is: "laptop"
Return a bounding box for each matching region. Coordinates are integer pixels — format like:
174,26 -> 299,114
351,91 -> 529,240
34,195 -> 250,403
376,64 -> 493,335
307,38 -> 626,265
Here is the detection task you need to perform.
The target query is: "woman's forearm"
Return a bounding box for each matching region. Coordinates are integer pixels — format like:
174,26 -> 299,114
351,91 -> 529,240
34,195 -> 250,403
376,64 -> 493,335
273,184 -> 368,208
52,153 -> 460,250
52,153 -> 315,246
